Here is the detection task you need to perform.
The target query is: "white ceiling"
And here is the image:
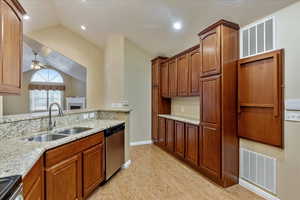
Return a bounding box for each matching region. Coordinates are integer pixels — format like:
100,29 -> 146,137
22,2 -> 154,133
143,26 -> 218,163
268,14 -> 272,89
20,0 -> 298,56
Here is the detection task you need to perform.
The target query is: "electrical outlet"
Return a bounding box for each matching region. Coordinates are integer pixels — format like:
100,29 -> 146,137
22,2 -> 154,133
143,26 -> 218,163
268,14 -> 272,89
89,112 -> 96,119
83,113 -> 89,120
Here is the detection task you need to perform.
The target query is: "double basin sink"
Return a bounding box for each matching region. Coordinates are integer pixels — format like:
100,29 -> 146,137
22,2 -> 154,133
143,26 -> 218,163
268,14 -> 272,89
22,127 -> 92,142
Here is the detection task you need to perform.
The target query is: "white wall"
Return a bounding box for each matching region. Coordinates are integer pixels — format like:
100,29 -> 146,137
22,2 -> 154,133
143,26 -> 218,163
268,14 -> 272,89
103,35 -> 126,105
27,25 -> 104,108
124,39 -> 152,143
240,2 -> 300,200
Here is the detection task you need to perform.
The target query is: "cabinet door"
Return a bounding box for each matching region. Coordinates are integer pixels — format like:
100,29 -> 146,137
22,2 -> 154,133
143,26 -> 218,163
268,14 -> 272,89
189,48 -> 201,96
46,154 -> 82,200
168,59 -> 178,97
0,0 -> 22,94
166,119 -> 175,152
200,27 -> 221,77
83,143 -> 105,197
161,62 -> 169,97
177,54 -> 189,96
24,157 -> 44,200
152,61 -> 160,86
201,126 -> 221,178
158,117 -> 166,147
185,124 -> 199,166
174,121 -> 185,158
152,88 -> 159,142
25,176 -> 43,200
201,75 -> 221,126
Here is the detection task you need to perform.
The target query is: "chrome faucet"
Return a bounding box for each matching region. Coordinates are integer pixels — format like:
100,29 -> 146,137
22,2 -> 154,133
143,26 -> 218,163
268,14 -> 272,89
48,103 -> 64,131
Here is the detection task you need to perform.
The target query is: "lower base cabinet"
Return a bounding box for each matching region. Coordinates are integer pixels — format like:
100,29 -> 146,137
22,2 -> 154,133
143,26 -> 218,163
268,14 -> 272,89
23,157 -> 44,200
201,126 -> 221,178
185,124 -> 199,166
158,117 -> 166,147
165,119 -> 175,152
46,154 -> 82,200
23,132 -> 106,200
174,121 -> 185,158
83,143 -> 105,198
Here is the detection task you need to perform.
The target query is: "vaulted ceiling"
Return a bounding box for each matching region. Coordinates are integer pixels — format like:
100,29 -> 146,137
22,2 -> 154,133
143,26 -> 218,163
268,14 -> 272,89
20,0 -> 298,56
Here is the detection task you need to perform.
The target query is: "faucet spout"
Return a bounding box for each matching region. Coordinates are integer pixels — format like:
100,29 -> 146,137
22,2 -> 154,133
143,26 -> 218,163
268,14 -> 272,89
48,102 -> 64,131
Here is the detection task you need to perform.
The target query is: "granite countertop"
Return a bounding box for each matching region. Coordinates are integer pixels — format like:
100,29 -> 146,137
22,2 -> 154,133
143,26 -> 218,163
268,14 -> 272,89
0,119 -> 124,178
158,114 -> 200,125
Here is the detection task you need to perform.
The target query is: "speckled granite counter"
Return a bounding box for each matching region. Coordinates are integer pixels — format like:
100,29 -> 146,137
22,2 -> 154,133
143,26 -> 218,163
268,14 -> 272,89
0,119 -> 124,178
158,114 -> 200,125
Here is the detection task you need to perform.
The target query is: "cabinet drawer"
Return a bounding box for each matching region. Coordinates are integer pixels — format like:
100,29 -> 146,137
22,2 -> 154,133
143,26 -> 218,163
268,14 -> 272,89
45,132 -> 104,167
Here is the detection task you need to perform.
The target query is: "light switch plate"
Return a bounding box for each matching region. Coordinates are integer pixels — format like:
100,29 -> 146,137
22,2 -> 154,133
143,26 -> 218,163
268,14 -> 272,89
286,99 -> 300,111
285,111 -> 300,121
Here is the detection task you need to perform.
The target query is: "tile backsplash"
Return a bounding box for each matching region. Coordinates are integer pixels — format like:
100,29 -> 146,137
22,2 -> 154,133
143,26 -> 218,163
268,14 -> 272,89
171,97 -> 200,119
0,110 -> 124,141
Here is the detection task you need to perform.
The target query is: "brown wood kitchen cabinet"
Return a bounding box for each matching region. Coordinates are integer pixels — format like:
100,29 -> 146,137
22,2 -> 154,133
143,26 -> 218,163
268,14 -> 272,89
199,20 -> 239,187
0,0 -> 26,95
44,132 -> 105,200
165,119 -> 175,152
151,19 -> 239,188
177,54 -> 189,96
46,154 -> 82,200
151,57 -> 170,144
188,47 -> 201,96
23,157 -> 44,200
185,124 -> 199,167
168,59 -> 178,97
158,117 -> 166,147
174,121 -> 185,158
83,143 -> 105,198
160,61 -> 169,98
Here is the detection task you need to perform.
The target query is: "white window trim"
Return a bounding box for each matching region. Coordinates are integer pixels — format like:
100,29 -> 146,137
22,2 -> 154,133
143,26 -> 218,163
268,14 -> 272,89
240,16 -> 277,59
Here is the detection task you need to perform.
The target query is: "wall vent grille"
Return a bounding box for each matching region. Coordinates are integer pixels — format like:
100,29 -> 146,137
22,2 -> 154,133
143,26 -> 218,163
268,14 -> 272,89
240,16 -> 276,58
240,148 -> 277,194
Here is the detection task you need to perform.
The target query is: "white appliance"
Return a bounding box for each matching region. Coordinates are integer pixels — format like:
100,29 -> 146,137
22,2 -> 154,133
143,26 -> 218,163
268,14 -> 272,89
66,97 -> 86,110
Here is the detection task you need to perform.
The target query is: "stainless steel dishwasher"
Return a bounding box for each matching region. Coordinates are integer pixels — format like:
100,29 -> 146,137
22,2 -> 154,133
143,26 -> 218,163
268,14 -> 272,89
104,123 -> 125,180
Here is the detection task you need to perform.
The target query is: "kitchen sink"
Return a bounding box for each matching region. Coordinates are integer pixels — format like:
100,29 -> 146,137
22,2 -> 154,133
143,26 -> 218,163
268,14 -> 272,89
22,134 -> 68,142
57,127 -> 92,135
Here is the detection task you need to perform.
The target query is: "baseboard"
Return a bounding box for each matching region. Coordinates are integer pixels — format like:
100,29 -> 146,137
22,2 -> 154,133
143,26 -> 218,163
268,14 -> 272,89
239,178 -> 280,200
122,160 -> 131,169
130,140 -> 153,146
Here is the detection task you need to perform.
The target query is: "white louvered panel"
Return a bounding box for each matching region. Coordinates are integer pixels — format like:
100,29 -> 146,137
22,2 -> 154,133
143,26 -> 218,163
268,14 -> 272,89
240,148 -> 277,194
240,16 -> 276,58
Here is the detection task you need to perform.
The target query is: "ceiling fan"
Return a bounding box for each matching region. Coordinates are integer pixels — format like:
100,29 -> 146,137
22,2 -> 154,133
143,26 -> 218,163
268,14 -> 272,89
31,52 -> 48,70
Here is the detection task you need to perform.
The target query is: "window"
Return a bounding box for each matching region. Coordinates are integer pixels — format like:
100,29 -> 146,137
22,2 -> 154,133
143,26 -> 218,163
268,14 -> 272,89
240,16 -> 276,58
29,69 -> 65,112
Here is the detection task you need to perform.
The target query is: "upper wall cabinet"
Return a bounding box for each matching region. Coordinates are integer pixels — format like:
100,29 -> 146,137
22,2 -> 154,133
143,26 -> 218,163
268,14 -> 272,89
188,48 -> 201,96
200,26 -> 221,77
161,61 -> 169,98
0,0 -> 25,95
177,54 -> 189,96
168,58 -> 177,97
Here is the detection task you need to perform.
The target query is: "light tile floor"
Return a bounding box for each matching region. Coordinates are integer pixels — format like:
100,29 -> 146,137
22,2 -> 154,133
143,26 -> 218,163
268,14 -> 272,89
88,144 -> 264,200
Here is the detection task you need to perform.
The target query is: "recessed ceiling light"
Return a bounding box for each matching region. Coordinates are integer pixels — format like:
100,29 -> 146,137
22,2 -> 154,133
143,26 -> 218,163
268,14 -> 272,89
81,25 -> 86,30
173,22 -> 182,30
23,15 -> 30,20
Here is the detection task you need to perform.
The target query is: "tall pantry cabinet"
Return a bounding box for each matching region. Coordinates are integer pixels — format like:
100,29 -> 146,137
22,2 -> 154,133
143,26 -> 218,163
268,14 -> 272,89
199,20 -> 239,187
151,57 -> 171,143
